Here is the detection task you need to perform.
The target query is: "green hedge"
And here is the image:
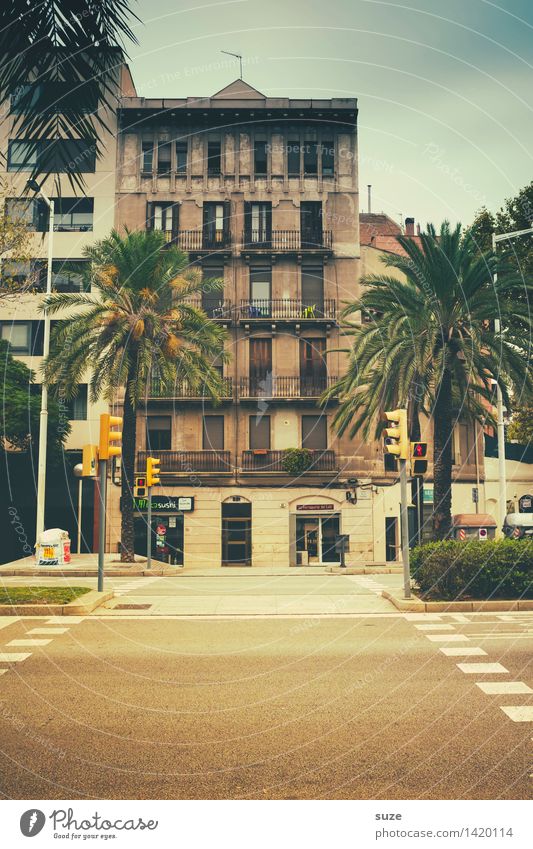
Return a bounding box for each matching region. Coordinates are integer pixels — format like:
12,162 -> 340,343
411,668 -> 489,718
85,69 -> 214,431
410,540 -> 533,600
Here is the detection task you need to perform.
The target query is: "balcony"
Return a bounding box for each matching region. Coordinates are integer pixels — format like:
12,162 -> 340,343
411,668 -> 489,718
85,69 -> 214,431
239,375 -> 338,401
163,229 -> 231,255
239,299 -> 336,323
241,230 -> 333,255
147,376 -> 233,401
137,450 -> 232,474
241,449 -> 337,473
185,298 -> 233,321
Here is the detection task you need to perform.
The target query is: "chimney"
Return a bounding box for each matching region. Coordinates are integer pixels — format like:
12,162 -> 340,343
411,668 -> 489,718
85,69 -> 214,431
367,185 -> 372,214
416,223 -> 421,235
405,217 -> 415,236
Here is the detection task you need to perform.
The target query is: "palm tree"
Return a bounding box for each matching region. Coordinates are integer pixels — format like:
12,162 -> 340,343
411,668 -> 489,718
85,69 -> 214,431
323,222 -> 533,540
0,1 -> 138,189
42,229 -> 229,561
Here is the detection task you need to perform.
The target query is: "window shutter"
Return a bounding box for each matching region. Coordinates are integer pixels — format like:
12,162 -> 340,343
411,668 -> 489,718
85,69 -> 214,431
266,203 -> 272,238
171,203 -> 179,234
223,200 -> 231,238
146,202 -> 154,231
243,201 -> 251,237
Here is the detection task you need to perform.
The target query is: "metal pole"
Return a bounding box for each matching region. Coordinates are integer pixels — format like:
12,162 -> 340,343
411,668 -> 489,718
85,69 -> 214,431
77,478 -> 83,554
35,197 -> 54,543
400,458 -> 411,598
98,459 -> 107,592
492,232 -> 507,536
147,485 -> 152,570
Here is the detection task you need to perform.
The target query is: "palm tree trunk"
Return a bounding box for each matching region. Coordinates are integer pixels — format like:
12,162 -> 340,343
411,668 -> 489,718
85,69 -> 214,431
432,368 -> 453,540
120,379 -> 136,562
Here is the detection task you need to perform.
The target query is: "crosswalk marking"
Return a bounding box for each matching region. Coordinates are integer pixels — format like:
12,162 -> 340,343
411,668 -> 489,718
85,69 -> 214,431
440,647 -> 487,656
500,706 -> 533,722
415,624 -> 455,631
28,628 -> 68,635
46,616 -> 84,624
0,652 -> 32,662
7,639 -> 52,647
426,633 -> 469,642
476,682 -> 533,694
457,662 -> 508,674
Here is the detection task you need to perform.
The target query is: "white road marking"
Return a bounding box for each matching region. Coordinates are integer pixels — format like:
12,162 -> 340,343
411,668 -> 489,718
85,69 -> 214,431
415,624 -> 455,631
7,639 -> 52,647
0,618 -> 20,630
46,617 -> 84,624
476,682 -> 533,695
440,647 -> 487,656
451,614 -> 470,623
500,707 -> 533,722
28,628 -> 68,635
0,652 -> 32,662
0,670 -> 6,675
457,662 -> 509,674
426,634 -> 469,642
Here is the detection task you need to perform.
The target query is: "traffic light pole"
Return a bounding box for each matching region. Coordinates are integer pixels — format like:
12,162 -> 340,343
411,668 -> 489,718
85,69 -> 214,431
98,458 -> 107,593
147,485 -> 152,570
399,458 -> 411,599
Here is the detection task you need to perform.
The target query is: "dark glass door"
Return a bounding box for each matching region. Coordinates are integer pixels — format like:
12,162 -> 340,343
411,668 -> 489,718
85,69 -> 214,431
222,503 -> 252,565
134,514 -> 184,565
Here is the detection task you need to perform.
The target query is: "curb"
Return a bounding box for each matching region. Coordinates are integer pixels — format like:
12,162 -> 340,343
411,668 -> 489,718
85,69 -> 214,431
382,590 -> 533,613
0,590 -> 113,617
0,569 -> 181,578
325,566 -> 402,575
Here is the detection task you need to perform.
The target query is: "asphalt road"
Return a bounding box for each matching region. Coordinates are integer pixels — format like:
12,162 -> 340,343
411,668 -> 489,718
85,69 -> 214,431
0,585 -> 532,800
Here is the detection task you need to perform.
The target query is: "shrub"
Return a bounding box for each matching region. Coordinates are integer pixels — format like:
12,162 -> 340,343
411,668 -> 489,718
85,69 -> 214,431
281,448 -> 312,476
410,539 -> 533,600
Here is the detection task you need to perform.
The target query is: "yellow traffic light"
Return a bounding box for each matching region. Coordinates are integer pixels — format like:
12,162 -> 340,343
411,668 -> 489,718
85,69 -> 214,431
410,441 -> 428,475
99,413 -> 122,460
82,444 -> 98,477
146,456 -> 161,487
382,409 -> 408,460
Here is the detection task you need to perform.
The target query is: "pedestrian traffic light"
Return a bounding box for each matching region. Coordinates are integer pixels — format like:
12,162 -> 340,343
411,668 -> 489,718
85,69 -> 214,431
134,475 -> 147,498
382,409 -> 408,460
410,441 -> 428,474
82,444 -> 98,477
146,456 -> 161,487
99,413 -> 122,460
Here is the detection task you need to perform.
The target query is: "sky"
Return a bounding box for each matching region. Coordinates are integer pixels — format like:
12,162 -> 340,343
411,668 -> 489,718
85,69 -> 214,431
128,0 -> 533,227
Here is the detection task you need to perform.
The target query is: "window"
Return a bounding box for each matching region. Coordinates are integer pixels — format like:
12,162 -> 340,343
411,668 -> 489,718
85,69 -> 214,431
202,416 -> 224,450
302,414 -> 327,450
52,260 -> 89,292
300,338 -> 327,393
301,265 -> 324,309
64,384 -> 88,420
249,414 -> 270,449
201,265 -> 225,316
249,339 -> 272,394
157,141 -> 172,175
10,81 -> 98,115
384,454 -> 397,472
249,266 -> 272,315
303,141 -> 318,175
7,140 -> 37,170
1,260 -> 37,288
146,202 -> 177,235
244,202 -> 271,244
146,416 -> 171,451
203,202 -> 228,247
5,197 -> 39,228
0,320 -> 43,355
254,139 -> 268,176
175,141 -> 188,174
8,139 -> 95,173
207,140 -> 221,175
53,197 -> 93,231
141,141 -> 154,173
300,201 -> 323,246
321,140 -> 335,176
287,139 -> 300,175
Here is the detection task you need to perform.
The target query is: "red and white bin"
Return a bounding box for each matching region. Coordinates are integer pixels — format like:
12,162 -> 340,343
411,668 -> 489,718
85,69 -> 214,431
35,529 -> 71,566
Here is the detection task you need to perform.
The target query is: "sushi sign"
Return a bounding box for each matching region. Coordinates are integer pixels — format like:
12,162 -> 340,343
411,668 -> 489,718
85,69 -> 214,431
133,495 -> 194,512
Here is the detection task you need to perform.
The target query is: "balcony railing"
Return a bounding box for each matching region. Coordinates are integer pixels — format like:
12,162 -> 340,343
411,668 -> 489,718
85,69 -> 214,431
241,449 -> 337,473
242,230 -> 333,251
163,230 -> 231,251
148,376 -> 233,400
239,375 -> 338,399
184,298 -> 233,320
239,299 -> 336,321
137,450 -> 232,473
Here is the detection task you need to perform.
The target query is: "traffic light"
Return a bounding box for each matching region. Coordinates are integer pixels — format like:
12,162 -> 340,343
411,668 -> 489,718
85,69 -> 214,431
382,409 -> 408,460
410,441 -> 428,475
82,444 -> 98,477
134,475 -> 147,498
146,456 -> 161,487
99,413 -> 122,460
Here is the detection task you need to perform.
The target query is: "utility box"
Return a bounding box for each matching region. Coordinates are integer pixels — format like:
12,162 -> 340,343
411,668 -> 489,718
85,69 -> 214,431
452,513 -> 497,541
35,528 -> 71,566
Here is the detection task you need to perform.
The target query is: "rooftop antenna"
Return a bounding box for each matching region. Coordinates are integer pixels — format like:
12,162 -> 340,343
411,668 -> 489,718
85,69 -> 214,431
221,50 -> 243,79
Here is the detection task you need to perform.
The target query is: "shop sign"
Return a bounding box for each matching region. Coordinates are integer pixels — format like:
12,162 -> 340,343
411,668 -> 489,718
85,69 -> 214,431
296,504 -> 335,511
519,494 -> 533,513
423,487 -> 434,503
133,495 -> 194,513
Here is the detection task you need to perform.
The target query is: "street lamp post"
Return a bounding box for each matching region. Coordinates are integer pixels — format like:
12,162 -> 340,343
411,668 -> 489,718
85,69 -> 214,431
492,225 -> 533,534
27,180 -> 54,544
